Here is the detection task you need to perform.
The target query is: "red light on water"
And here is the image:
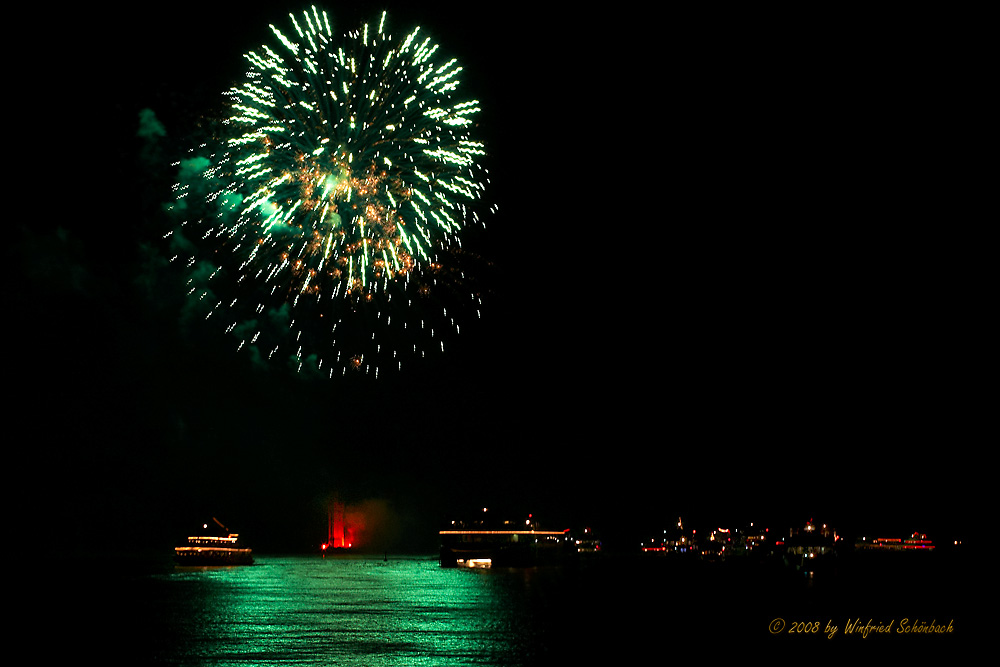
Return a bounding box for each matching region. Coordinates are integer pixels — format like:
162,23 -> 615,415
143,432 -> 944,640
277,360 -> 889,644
328,499 -> 348,548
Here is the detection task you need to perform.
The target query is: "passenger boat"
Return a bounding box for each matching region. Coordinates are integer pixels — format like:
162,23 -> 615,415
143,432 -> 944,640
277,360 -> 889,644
855,532 -> 935,552
439,512 -> 575,568
174,518 -> 254,566
780,519 -> 839,572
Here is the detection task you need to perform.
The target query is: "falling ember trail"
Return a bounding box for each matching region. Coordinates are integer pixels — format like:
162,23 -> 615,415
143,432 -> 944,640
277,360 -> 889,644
167,6 -> 491,378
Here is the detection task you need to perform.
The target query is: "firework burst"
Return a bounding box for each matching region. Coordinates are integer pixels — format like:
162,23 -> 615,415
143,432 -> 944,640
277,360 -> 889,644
168,7 -> 491,377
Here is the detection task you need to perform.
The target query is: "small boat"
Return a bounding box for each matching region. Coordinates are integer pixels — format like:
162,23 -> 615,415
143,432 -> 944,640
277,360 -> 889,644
174,518 -> 254,566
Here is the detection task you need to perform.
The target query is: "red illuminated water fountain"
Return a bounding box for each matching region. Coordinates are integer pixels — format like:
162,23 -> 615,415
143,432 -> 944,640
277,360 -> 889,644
321,497 -> 352,553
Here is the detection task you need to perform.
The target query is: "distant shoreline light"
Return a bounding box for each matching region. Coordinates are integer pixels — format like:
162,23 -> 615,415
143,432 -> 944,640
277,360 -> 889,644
439,530 -> 570,536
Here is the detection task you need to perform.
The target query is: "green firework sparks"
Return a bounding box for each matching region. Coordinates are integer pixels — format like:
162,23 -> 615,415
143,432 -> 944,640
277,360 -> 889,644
169,7 -> 490,378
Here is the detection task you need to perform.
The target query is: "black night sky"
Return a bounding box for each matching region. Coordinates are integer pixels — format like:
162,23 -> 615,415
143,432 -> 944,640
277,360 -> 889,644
16,3 -> 980,559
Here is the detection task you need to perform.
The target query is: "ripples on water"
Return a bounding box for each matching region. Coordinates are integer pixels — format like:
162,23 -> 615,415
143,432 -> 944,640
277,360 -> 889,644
59,552 -> 969,665
149,556 -> 554,665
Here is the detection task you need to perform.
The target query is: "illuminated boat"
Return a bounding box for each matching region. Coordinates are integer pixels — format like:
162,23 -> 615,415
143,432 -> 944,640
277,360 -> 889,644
174,518 -> 254,566
439,512 -> 575,568
854,532 -> 935,552
640,517 -> 697,556
781,519 -> 839,572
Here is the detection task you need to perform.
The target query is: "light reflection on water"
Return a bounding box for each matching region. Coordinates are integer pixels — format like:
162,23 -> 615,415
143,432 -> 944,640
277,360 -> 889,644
148,556 -> 551,666
74,551 -> 966,665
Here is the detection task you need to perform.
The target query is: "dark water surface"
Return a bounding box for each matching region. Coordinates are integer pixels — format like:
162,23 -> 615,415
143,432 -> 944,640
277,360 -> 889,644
52,551 -> 971,664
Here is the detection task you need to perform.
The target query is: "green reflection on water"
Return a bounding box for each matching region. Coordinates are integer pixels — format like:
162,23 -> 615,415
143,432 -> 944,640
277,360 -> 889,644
160,555 -> 543,666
